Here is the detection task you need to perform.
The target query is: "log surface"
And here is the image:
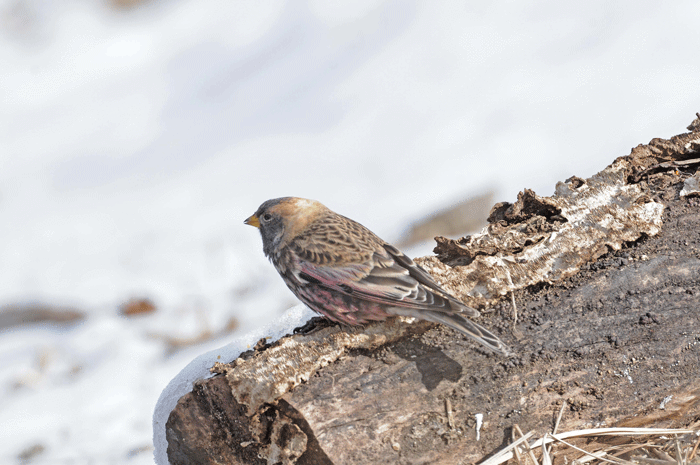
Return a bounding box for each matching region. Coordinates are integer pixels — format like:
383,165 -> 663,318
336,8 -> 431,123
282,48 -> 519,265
165,117 -> 700,465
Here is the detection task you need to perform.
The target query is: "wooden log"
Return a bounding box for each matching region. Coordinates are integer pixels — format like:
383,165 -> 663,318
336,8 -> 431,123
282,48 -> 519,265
165,116 -> 700,464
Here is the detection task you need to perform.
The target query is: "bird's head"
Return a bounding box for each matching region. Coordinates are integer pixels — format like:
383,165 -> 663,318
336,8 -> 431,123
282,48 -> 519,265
245,197 -> 326,257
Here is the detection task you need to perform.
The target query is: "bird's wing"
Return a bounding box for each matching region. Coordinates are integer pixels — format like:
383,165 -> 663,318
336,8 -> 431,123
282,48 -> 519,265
294,243 -> 479,317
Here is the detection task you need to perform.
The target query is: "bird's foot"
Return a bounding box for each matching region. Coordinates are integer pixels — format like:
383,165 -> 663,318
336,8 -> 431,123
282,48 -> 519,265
293,316 -> 335,335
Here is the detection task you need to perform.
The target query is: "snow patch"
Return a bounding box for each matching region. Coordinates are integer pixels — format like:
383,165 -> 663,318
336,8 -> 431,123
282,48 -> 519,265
152,304 -> 314,464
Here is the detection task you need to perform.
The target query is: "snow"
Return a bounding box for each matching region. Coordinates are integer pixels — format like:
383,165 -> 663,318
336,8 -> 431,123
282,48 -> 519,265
152,304 -> 314,464
1,0 -> 699,463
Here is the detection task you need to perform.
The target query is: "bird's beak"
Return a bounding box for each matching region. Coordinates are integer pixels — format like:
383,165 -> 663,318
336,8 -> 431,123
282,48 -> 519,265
244,214 -> 260,228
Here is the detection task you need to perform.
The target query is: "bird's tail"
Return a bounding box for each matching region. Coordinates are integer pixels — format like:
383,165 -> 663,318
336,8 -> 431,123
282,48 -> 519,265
391,308 -> 512,356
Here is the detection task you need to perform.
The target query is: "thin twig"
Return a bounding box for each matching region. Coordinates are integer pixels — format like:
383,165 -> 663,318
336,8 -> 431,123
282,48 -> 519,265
515,424 -> 541,465
609,441 -> 654,459
652,448 -> 677,463
487,427 -> 535,465
629,457 -> 685,465
674,434 -> 685,465
689,433 -> 700,461
547,435 -> 626,465
503,267 -> 518,327
548,401 -> 567,456
541,433 -> 552,465
513,442 -> 525,465
573,450 -> 611,464
483,427 -> 535,465
553,402 -> 566,435
445,398 -> 455,430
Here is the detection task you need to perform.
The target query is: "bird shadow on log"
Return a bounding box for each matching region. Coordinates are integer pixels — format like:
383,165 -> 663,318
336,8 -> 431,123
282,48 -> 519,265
392,338 -> 462,391
293,315 -> 464,391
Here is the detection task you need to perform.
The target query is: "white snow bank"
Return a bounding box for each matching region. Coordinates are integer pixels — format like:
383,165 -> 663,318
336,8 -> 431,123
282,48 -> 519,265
152,304 -> 315,464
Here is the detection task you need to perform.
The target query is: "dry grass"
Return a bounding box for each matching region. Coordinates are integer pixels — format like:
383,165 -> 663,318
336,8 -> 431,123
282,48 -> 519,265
482,402 -> 700,465
482,426 -> 699,465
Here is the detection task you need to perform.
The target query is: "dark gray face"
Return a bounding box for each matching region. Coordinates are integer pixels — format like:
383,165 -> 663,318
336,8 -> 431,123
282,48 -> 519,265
253,198 -> 289,258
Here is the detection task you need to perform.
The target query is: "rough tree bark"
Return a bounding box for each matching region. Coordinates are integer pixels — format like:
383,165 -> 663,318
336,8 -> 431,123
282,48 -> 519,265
165,115 -> 700,465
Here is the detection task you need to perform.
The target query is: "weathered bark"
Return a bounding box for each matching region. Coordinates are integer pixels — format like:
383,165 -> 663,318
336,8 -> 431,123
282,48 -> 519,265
166,115 -> 700,465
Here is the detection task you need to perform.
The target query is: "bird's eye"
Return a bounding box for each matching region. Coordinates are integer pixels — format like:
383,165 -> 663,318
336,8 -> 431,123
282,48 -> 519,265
261,213 -> 273,223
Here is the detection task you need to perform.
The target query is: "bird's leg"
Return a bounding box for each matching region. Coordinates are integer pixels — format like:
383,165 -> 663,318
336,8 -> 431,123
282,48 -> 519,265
292,316 -> 336,335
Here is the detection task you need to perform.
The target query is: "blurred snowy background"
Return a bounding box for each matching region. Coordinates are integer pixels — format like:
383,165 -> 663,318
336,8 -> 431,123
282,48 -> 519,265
1,0 -> 698,463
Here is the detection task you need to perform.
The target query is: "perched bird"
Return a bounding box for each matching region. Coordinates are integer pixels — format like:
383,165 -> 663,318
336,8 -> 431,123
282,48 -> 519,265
245,197 -> 511,356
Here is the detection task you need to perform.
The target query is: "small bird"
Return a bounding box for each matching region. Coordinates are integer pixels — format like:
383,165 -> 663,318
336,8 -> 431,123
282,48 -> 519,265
245,197 -> 510,356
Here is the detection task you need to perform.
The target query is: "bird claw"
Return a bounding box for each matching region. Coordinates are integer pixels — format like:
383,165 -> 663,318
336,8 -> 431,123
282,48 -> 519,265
293,316 -> 335,335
